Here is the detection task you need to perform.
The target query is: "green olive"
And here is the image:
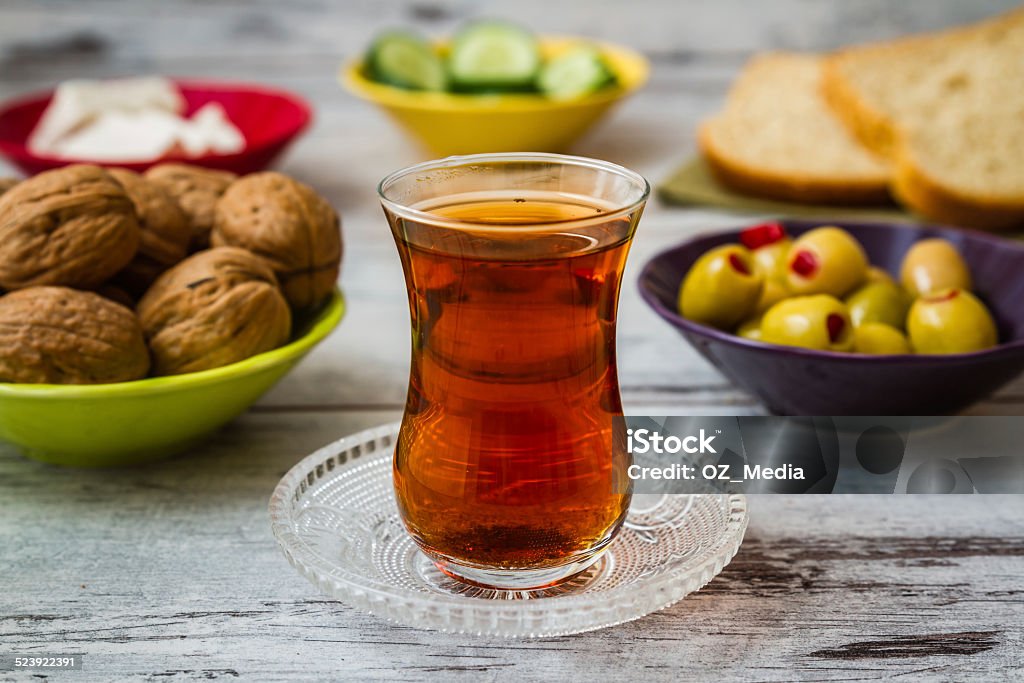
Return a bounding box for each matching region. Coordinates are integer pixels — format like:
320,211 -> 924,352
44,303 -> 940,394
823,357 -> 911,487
761,295 -> 855,352
736,316 -> 763,341
752,238 -> 792,282
755,278 -> 789,314
845,281 -> 911,329
678,244 -> 764,329
854,323 -> 911,355
900,238 -> 972,297
786,226 -> 868,298
907,288 -> 997,354
865,266 -> 895,285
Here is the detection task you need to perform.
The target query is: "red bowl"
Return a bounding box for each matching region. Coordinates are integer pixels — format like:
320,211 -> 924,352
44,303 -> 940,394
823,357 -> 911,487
0,79 -> 312,176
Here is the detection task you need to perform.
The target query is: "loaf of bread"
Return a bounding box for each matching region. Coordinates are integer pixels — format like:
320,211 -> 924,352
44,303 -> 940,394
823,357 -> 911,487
823,8 -> 1024,229
699,53 -> 891,205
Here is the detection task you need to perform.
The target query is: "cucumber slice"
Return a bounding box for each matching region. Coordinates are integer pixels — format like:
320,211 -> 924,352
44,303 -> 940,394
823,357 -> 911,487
367,32 -> 446,91
538,46 -> 616,100
448,21 -> 541,91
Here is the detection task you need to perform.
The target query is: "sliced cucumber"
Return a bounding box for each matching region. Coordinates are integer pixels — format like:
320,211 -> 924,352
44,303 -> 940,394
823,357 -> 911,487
538,46 -> 616,100
367,32 -> 447,91
448,21 -> 541,91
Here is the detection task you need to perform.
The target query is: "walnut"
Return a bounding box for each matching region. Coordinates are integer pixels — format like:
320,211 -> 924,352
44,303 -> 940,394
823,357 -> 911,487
211,172 -> 341,310
0,165 -> 140,291
144,163 -> 236,250
137,247 -> 291,375
108,168 -> 190,295
0,286 -> 149,384
0,178 -> 18,195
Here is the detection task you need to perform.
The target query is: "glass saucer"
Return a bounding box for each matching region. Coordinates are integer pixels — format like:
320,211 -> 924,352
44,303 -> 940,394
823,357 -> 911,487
269,423 -> 748,637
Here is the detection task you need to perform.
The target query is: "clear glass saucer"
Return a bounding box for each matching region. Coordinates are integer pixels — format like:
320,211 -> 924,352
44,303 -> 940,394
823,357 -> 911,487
269,423 -> 748,637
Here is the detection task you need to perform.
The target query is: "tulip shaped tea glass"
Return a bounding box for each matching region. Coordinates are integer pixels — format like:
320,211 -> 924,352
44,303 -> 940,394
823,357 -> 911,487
379,153 -> 649,590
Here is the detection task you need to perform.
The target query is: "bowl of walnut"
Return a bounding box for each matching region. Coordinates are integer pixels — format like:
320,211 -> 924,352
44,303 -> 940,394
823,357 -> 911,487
0,164 -> 344,467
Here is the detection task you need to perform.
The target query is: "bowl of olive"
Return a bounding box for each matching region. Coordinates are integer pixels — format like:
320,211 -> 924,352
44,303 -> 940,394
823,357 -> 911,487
639,219 -> 1024,415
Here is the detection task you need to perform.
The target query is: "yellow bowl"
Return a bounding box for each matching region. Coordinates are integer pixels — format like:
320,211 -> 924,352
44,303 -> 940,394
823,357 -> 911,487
0,289 -> 345,468
341,37 -> 649,156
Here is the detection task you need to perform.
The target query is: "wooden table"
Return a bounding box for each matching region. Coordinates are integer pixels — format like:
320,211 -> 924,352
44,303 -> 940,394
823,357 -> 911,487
2,1 -> 1022,680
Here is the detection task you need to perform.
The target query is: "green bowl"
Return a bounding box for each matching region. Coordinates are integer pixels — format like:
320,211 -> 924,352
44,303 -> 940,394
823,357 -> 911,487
0,289 -> 345,468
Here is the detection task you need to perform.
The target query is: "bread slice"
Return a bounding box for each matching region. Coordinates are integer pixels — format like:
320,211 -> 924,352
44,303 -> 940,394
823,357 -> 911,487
699,53 -> 890,205
891,108 -> 1024,231
823,8 -> 1024,229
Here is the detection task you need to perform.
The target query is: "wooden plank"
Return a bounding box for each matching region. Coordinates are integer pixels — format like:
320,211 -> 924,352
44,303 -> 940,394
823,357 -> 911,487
1,413 -> 1021,681
1,0 -> 1020,68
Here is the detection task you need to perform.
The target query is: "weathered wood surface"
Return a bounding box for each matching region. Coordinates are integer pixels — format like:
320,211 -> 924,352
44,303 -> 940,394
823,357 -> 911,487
1,1 -> 1023,681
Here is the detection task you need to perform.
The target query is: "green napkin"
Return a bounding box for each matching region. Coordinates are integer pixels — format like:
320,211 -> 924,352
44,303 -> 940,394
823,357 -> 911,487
658,157 -> 912,222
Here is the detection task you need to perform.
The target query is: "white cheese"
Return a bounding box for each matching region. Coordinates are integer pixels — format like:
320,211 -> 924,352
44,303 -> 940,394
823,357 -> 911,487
29,76 -> 246,161
177,103 -> 246,157
30,77 -> 184,153
50,110 -> 183,162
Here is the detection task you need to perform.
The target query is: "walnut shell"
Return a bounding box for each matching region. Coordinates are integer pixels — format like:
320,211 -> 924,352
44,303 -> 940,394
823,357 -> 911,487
108,168 -> 190,295
211,172 -> 341,310
0,178 -> 19,196
144,163 -> 236,251
0,286 -> 149,384
137,247 -> 291,376
0,165 -> 140,290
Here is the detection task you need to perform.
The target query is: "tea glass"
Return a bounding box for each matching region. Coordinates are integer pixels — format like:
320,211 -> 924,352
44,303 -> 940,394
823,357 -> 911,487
379,153 -> 649,589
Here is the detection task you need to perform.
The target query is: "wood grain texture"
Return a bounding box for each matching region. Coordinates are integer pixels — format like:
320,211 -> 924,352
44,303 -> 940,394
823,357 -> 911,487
2,413 -> 1022,681
1,1 -> 1023,681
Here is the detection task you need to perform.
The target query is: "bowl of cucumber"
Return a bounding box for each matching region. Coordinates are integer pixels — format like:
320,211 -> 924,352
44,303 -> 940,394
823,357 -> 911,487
341,22 -> 649,156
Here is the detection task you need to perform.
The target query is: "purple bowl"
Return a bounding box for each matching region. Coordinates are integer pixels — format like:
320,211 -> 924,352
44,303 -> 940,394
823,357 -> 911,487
639,219 -> 1024,415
